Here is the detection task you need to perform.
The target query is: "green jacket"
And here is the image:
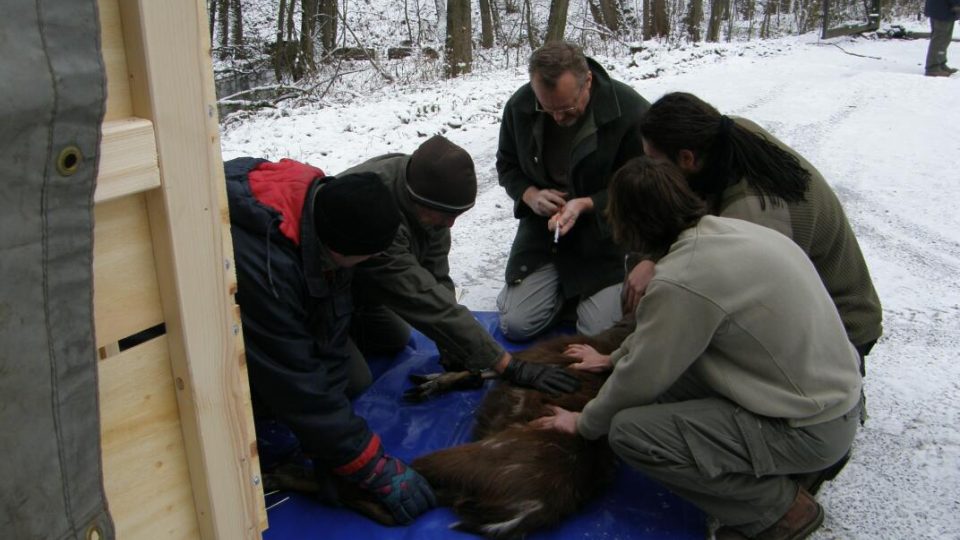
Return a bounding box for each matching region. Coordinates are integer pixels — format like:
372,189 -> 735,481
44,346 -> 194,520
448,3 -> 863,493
578,217 -> 863,440
339,154 -> 504,371
716,118 -> 883,348
497,59 -> 649,299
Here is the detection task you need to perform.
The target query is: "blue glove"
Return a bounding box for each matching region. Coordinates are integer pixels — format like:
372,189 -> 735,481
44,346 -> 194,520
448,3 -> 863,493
334,434 -> 436,524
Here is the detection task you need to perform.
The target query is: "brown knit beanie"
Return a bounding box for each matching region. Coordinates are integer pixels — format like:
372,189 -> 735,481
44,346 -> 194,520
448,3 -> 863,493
406,135 -> 477,213
313,173 -> 400,255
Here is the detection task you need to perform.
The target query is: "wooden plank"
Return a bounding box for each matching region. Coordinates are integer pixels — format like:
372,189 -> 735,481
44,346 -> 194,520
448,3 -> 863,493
97,0 -> 133,121
100,336 -> 200,539
117,1 -> 266,537
96,117 -> 161,203
93,193 -> 164,348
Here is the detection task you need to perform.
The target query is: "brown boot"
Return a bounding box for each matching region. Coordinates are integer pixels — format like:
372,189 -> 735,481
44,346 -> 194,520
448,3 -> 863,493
714,487 -> 824,540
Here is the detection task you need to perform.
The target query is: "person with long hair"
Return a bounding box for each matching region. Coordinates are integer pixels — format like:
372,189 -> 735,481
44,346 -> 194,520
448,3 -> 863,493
535,157 -> 863,540
625,92 -> 881,370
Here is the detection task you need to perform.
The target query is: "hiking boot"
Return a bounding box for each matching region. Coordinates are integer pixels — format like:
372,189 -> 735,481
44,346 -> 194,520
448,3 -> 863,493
925,67 -> 953,77
714,487 -> 824,540
944,64 -> 959,74
794,451 -> 850,495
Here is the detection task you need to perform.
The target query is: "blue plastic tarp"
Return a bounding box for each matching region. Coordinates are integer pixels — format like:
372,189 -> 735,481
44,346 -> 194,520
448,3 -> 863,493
263,312 -> 704,539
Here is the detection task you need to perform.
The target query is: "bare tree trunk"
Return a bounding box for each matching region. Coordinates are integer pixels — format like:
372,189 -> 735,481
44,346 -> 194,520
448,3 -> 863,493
524,0 -> 540,49
597,0 -> 623,31
745,0 -> 756,39
480,0 -> 496,47
286,0 -> 297,41
546,0 -> 570,41
404,0 -> 415,43
651,0 -> 668,36
642,0 -> 653,38
209,0 -> 217,42
706,0 -> 725,40
726,0 -> 735,40
231,0 -> 244,55
299,0 -> 319,76
319,0 -> 338,52
445,0 -> 473,77
490,0 -> 505,43
218,0 -> 229,58
686,0 -> 704,40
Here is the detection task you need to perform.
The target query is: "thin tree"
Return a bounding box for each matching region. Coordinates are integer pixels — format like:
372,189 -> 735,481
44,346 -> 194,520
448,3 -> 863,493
642,0 -> 653,39
319,0 -> 338,52
231,0 -> 244,55
546,0 -> 571,41
218,0 -> 230,58
596,0 -> 623,31
445,0 -> 473,77
687,0 -> 704,40
706,0 -> 726,40
299,0 -> 320,76
651,0 -> 669,36
524,0 -> 540,49
480,0 -> 496,47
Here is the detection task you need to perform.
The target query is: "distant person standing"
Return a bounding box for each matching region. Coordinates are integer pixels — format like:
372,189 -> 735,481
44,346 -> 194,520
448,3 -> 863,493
923,0 -> 960,77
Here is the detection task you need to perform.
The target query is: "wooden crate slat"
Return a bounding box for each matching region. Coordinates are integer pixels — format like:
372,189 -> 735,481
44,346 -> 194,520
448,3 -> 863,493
93,193 -> 164,348
100,336 -> 201,539
97,0 -> 133,121
95,117 -> 161,203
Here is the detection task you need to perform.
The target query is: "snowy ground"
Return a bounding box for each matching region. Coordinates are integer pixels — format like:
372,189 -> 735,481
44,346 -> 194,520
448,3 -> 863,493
221,31 -> 960,539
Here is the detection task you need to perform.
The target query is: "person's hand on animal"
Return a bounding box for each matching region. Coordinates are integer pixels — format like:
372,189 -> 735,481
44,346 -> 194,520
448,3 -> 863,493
335,436 -> 437,524
549,196 -> 594,239
565,344 -> 612,372
622,259 -> 656,314
530,405 -> 580,435
502,358 -> 581,395
522,186 -> 567,217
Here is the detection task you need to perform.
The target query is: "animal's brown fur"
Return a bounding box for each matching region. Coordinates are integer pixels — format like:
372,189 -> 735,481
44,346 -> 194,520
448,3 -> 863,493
411,325 -> 632,537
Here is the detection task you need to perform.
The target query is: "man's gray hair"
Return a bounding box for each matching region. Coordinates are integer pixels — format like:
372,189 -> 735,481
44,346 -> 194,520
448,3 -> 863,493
528,41 -> 590,88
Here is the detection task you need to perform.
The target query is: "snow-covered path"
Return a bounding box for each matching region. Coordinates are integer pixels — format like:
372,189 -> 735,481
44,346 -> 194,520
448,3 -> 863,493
221,33 -> 960,539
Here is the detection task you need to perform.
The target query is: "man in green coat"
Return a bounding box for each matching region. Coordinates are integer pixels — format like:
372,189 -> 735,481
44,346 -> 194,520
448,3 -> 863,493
496,41 -> 650,340
340,135 -> 580,396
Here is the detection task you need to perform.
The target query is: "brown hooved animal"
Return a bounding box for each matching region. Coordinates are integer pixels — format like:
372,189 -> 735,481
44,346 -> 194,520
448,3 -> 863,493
409,321 -> 633,538
261,321 -> 633,537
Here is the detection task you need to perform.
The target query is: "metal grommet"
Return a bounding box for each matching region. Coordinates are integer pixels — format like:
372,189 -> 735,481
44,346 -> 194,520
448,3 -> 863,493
56,145 -> 83,176
86,524 -> 103,540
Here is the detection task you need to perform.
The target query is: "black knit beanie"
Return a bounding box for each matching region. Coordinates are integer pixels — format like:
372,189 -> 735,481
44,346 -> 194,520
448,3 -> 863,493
406,135 -> 477,213
313,173 -> 400,256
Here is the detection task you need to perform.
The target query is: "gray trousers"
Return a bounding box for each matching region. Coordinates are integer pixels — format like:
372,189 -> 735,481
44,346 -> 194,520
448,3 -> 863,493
607,375 -> 861,536
926,18 -> 956,71
497,262 -> 623,340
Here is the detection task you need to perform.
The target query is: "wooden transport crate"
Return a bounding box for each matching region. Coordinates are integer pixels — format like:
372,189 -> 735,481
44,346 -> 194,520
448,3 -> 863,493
93,1 -> 266,538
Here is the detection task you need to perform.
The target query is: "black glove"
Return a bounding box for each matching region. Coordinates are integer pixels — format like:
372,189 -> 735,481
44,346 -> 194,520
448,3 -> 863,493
334,435 -> 436,524
501,358 -> 581,395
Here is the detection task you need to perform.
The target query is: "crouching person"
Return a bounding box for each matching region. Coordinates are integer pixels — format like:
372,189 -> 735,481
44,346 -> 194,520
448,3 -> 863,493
224,157 -> 435,524
534,157 -> 863,539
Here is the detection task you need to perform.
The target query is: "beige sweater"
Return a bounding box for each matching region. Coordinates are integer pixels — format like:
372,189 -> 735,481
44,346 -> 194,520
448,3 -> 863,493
578,216 -> 862,440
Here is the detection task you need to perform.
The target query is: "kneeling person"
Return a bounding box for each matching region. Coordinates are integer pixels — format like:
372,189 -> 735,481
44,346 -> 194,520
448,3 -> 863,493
536,157 -> 863,539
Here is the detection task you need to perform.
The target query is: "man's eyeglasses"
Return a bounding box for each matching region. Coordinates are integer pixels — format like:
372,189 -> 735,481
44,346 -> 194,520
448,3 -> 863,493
535,83 -> 586,116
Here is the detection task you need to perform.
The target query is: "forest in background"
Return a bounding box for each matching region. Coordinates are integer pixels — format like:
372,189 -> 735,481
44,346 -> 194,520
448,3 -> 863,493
209,0 -> 925,114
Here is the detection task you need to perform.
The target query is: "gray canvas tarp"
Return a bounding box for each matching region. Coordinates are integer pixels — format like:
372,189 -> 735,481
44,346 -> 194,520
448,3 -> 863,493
0,1 -> 115,538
